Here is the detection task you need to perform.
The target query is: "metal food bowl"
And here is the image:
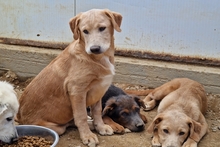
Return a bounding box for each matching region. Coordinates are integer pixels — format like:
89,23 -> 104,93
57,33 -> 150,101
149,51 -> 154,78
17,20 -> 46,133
16,125 -> 59,147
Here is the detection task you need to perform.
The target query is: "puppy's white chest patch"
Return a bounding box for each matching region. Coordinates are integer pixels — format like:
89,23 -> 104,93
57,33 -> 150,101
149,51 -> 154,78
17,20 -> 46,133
99,56 -> 114,87
107,60 -> 115,75
101,74 -> 113,87
101,56 -> 115,75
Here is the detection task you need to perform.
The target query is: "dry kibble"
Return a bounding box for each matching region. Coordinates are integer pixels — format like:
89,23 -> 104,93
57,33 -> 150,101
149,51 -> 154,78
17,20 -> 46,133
0,136 -> 53,147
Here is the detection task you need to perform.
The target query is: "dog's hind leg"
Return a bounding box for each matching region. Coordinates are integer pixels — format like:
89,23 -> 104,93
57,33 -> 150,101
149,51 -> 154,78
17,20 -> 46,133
124,89 -> 153,96
143,80 -> 180,110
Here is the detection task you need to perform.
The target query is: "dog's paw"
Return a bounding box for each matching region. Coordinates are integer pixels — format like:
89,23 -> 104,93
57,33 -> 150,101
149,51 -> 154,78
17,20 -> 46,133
152,142 -> 161,147
144,104 -> 153,111
96,124 -> 114,135
81,132 -> 99,147
182,138 -> 197,147
111,123 -> 125,134
143,97 -> 156,111
124,128 -> 131,133
151,136 -> 161,147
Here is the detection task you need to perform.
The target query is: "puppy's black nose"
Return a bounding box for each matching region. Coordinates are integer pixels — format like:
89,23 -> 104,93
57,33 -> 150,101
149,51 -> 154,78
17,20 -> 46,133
90,45 -> 101,54
136,123 -> 145,131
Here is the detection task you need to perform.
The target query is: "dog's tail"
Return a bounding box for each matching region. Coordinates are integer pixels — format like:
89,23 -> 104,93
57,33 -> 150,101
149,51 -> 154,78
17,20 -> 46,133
124,89 -> 154,96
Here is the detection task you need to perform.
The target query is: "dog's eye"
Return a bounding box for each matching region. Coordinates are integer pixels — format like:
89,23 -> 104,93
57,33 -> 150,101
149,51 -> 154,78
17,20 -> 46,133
163,129 -> 169,134
179,131 -> 185,136
99,27 -> 106,32
6,117 -> 13,122
83,30 -> 89,34
121,112 -> 129,117
135,107 -> 140,113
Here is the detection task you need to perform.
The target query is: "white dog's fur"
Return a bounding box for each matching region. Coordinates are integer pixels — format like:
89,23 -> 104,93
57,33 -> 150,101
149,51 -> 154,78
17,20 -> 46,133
0,81 -> 19,143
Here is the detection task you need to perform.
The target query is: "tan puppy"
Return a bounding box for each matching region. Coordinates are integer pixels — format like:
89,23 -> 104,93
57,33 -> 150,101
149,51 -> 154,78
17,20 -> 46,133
145,78 -> 208,147
16,9 -> 122,147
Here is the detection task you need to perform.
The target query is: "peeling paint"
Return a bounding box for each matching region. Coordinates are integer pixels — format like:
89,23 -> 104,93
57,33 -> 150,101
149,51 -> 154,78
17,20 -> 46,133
1,37 -> 219,67
0,38 -> 67,50
115,49 -> 220,67
1,0 -> 220,67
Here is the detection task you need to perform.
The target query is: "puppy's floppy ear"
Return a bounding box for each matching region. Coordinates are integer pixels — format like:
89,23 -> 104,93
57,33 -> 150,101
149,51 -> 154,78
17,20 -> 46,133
104,9 -> 122,32
132,96 -> 147,109
188,119 -> 202,142
147,114 -> 163,134
102,99 -> 117,116
69,13 -> 82,40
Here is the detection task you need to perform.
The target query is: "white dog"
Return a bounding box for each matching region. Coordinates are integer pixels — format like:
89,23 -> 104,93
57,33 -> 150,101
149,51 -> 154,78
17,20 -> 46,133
0,81 -> 19,143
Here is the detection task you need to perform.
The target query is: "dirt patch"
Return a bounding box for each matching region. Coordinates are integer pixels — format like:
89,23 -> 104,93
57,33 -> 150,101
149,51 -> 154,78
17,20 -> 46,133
1,71 -> 220,147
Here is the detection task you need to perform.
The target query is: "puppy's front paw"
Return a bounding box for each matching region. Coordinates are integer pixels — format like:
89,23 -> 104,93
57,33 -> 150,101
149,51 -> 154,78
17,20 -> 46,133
143,95 -> 156,111
151,136 -> 161,147
143,99 -> 156,111
81,132 -> 99,147
144,103 -> 154,111
182,138 -> 197,147
96,124 -> 114,135
124,128 -> 131,133
152,143 -> 161,147
110,123 -> 125,134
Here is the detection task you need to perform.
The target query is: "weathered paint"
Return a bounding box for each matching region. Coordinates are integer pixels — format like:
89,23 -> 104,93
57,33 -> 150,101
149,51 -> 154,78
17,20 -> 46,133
76,0 -> 220,60
0,0 -> 220,63
1,43 -> 220,94
115,49 -> 220,67
0,0 -> 74,43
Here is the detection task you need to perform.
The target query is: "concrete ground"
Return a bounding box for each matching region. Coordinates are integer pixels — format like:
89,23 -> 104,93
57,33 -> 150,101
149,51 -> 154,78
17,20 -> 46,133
0,72 -> 220,147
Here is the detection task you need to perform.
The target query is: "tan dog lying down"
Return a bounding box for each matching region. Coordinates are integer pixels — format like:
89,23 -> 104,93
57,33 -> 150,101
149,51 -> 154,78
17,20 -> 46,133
16,9 -> 122,147
145,78 -> 208,147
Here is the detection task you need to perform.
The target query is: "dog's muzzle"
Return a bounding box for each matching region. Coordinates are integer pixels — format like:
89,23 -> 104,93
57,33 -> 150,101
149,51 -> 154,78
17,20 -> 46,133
136,122 -> 145,131
90,45 -> 101,54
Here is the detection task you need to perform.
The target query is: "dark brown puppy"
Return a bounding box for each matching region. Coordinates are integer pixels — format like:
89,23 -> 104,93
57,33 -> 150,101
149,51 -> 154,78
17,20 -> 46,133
101,85 -> 147,134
